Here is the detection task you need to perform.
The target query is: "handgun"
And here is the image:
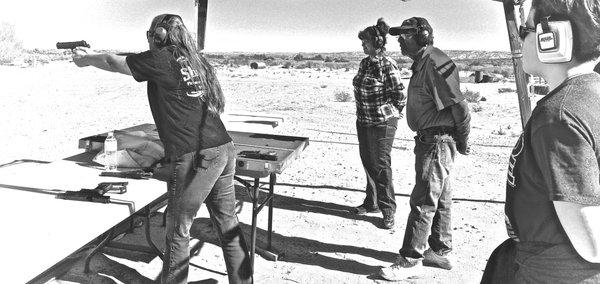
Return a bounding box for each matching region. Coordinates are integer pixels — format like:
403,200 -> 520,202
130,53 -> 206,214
238,150 -> 278,161
56,182 -> 128,203
56,40 -> 90,50
100,169 -> 153,180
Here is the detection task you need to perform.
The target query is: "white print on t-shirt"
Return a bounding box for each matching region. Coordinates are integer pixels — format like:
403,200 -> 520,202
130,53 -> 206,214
176,56 -> 205,99
507,133 -> 524,188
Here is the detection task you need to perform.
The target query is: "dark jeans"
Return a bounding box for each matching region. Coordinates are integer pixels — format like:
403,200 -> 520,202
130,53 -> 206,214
482,239 -> 600,283
356,118 -> 397,215
161,142 -> 252,284
399,132 -> 456,259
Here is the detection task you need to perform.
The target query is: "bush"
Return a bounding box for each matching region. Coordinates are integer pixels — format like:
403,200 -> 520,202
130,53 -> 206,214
471,103 -> 484,113
493,126 -> 507,135
333,90 -> 353,102
463,88 -> 481,103
0,22 -> 23,64
498,87 -> 516,93
282,61 -> 293,69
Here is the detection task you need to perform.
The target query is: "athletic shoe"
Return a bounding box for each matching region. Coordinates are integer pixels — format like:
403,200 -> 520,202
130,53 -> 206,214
423,248 -> 453,270
354,205 -> 381,215
378,255 -> 423,281
382,213 -> 395,229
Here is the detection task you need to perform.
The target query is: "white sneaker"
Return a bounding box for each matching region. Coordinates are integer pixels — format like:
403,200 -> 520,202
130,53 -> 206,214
423,248 -> 453,270
378,256 -> 423,281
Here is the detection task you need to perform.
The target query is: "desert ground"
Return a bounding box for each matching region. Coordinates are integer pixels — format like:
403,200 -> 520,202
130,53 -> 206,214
0,59 -> 540,283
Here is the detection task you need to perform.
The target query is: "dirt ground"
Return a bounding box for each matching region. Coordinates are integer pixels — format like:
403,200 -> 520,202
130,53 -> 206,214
0,61 -> 539,283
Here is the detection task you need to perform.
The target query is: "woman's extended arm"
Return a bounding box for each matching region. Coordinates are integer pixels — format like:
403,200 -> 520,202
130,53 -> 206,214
72,47 -> 132,76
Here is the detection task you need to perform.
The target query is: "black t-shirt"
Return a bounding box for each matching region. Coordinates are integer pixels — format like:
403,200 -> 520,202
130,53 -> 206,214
505,73 -> 600,245
126,46 -> 231,158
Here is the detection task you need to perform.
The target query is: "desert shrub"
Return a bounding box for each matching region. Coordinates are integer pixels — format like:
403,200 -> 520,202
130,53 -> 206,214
295,61 -> 309,69
265,58 -> 284,66
282,61 -> 293,69
499,68 -> 513,78
493,126 -> 507,135
498,87 -> 516,93
334,57 -> 349,63
333,90 -> 353,102
468,60 -> 483,67
294,61 -> 326,69
0,22 -> 23,64
463,89 -> 481,103
311,54 -> 324,61
293,53 -> 305,61
205,53 -> 225,59
471,103 -> 484,113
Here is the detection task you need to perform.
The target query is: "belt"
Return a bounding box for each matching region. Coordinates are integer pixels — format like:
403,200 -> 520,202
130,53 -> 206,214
417,126 -> 455,136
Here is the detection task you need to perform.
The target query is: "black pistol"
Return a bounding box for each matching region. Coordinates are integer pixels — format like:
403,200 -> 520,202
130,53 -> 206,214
56,182 -> 128,204
56,40 -> 90,50
100,169 -> 153,180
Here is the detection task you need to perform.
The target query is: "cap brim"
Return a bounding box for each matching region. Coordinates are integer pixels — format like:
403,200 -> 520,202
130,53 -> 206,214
389,27 -> 402,36
389,26 -> 416,36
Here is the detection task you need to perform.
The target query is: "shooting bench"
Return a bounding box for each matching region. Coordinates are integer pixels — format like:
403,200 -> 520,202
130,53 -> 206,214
0,120 -> 308,283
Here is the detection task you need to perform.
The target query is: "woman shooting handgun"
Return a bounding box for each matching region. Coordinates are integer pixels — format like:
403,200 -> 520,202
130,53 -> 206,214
71,14 -> 252,284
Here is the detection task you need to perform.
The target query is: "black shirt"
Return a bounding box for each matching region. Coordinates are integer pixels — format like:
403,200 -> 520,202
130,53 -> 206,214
505,73 -> 600,244
126,46 -> 231,158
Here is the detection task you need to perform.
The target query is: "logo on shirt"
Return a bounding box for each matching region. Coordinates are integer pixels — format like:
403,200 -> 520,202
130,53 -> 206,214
176,56 -> 205,99
507,133 -> 524,188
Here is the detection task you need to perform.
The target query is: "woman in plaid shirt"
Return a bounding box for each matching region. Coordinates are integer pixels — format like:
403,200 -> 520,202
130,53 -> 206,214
352,18 -> 406,229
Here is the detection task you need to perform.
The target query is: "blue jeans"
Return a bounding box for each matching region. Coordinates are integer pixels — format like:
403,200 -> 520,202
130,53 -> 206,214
356,118 -> 398,215
161,142 -> 252,284
399,133 -> 456,259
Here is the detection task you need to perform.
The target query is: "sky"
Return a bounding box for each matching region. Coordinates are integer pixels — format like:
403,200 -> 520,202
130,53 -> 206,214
2,0 -> 518,53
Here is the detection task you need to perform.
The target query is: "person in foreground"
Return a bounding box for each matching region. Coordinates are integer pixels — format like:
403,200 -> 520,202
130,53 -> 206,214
71,14 -> 252,284
352,18 -> 406,229
378,17 -> 471,281
481,0 -> 600,283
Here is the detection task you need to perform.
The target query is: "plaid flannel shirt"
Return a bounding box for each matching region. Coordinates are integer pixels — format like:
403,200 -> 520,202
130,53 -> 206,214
353,55 -> 406,125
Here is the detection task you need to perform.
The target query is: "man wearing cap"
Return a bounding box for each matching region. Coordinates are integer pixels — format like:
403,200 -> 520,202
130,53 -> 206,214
378,17 -> 471,281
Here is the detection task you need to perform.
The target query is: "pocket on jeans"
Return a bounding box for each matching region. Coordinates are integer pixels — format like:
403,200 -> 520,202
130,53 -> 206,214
195,147 -> 220,170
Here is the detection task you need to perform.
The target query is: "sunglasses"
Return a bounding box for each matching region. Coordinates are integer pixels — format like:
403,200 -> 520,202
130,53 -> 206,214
519,25 -> 536,40
146,30 -> 154,38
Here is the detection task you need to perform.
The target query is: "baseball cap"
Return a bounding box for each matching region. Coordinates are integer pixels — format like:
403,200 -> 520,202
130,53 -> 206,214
389,17 -> 433,35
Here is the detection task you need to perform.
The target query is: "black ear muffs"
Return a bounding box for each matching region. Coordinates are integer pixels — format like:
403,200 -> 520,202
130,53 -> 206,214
372,26 -> 385,49
153,24 -> 169,47
151,14 -> 182,48
416,29 -> 430,46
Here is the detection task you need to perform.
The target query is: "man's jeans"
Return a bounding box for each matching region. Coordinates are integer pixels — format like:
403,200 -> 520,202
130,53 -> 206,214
400,133 -> 456,259
356,118 -> 398,215
161,142 -> 252,284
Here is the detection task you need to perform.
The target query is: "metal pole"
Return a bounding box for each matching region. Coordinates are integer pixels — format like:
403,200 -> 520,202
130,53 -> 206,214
196,0 -> 208,50
501,0 -> 532,128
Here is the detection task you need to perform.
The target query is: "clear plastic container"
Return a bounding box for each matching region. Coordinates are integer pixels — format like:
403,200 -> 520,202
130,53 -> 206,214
104,131 -> 118,171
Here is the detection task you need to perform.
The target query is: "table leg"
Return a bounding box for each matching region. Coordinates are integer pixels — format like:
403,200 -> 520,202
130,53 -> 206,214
84,230 -> 113,273
144,207 -> 164,259
267,173 -> 275,250
250,177 -> 260,273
